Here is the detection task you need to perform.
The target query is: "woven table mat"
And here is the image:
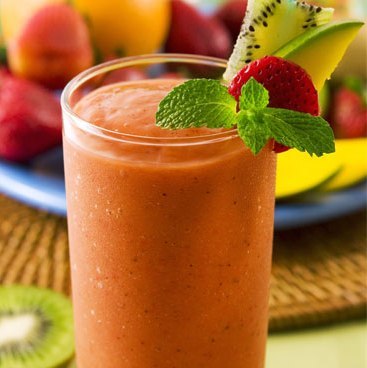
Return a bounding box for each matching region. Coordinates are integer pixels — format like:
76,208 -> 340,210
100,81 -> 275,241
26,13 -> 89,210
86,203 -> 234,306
0,193 -> 366,332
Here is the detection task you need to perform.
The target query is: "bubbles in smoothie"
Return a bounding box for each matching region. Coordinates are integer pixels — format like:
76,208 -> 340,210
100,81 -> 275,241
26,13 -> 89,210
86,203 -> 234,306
75,173 -> 82,185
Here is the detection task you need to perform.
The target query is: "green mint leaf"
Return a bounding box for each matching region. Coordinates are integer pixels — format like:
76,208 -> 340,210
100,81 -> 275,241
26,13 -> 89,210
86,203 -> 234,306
237,111 -> 270,155
263,108 -> 335,157
155,77 -> 335,157
156,79 -> 237,129
239,78 -> 269,110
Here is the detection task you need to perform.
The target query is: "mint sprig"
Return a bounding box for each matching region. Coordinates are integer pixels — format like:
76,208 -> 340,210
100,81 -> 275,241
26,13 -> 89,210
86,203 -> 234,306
156,78 -> 335,157
156,79 -> 237,129
239,78 -> 269,110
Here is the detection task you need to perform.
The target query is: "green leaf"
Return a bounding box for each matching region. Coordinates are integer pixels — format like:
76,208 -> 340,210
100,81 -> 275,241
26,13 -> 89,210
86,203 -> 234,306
155,77 -> 335,158
156,79 -> 237,130
239,78 -> 269,110
237,111 -> 270,155
263,108 -> 335,157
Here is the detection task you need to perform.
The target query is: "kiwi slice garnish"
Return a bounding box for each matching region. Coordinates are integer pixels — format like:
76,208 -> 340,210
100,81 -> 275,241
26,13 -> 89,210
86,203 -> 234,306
0,285 -> 74,368
223,0 -> 334,82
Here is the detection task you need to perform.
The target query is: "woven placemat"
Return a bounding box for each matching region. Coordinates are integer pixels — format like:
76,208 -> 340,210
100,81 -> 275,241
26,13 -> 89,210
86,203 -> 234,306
0,193 -> 366,332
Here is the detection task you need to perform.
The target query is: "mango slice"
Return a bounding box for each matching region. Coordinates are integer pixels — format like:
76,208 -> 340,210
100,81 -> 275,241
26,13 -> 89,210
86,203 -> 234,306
275,20 -> 364,91
276,138 -> 367,199
276,149 -> 342,200
322,138 -> 367,191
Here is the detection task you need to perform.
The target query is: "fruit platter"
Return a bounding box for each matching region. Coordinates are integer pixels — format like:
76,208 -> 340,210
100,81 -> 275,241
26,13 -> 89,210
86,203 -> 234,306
0,0 -> 366,230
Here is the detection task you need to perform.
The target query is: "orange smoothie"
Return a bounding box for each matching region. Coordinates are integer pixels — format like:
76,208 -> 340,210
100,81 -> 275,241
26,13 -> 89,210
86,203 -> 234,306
63,79 -> 276,367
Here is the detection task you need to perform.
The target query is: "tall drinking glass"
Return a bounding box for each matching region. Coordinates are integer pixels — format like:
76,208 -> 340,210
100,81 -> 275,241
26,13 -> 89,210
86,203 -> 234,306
61,54 -> 276,368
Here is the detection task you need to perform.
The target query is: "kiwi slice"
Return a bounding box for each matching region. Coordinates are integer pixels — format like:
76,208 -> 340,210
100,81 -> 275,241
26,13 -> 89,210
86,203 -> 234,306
223,0 -> 334,82
0,285 -> 74,368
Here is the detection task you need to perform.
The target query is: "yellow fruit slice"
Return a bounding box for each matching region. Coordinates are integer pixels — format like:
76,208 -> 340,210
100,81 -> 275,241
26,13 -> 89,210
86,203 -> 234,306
72,0 -> 170,57
0,0 -> 66,43
322,138 -> 367,191
276,149 -> 342,199
275,20 -> 364,91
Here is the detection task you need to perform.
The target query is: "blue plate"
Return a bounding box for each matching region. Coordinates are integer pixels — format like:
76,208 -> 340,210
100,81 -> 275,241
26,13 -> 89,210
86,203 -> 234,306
0,149 -> 366,230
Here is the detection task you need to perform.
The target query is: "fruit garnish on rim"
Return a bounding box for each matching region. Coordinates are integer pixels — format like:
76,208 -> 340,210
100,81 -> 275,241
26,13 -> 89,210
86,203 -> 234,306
155,0 -> 363,156
156,61 -> 333,156
222,0 -> 334,82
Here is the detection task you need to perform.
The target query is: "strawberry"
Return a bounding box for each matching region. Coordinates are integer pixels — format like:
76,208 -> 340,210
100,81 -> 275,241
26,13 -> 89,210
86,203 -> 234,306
7,4 -> 93,89
213,0 -> 248,43
165,0 -> 231,60
329,87 -> 367,139
228,56 -> 319,153
0,72 -> 62,162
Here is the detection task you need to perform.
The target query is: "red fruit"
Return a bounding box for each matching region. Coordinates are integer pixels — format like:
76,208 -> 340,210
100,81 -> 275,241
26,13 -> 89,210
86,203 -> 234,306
165,0 -> 231,59
8,4 -> 93,89
0,72 -> 62,162
213,0 -> 248,42
228,56 -> 319,153
330,87 -> 367,139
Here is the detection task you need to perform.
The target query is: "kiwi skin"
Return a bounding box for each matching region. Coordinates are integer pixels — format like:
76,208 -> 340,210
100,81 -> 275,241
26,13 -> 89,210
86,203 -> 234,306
0,285 -> 74,368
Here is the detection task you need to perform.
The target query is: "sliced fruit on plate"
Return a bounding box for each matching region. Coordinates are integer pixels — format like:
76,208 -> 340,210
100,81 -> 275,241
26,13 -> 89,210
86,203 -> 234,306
274,20 -> 364,90
276,148 -> 342,199
0,285 -> 74,368
322,138 -> 367,191
223,0 -> 334,82
277,138 -> 367,198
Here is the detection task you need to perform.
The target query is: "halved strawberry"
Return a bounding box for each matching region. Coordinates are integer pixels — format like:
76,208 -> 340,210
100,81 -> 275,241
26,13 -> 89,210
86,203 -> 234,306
0,72 -> 62,162
228,56 -> 319,153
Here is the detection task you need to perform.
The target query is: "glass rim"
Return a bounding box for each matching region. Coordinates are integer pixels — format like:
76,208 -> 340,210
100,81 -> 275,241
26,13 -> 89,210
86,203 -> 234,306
61,53 -> 239,147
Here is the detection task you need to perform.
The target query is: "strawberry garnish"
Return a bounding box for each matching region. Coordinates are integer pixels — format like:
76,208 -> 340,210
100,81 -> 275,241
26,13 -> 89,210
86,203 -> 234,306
228,56 -> 319,153
0,72 -> 62,162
